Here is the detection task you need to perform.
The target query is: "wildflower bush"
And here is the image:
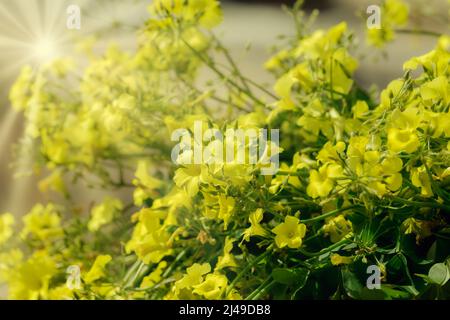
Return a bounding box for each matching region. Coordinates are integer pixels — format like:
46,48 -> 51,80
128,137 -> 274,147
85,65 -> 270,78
1,0 -> 449,300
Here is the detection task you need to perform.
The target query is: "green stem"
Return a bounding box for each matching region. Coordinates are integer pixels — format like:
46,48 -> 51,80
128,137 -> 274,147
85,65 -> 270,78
247,279 -> 276,300
225,250 -> 271,297
299,237 -> 351,257
277,170 -> 304,176
162,249 -> 188,278
212,34 -> 253,94
180,37 -> 265,110
122,260 -> 146,288
395,29 -> 442,38
245,277 -> 272,300
300,206 -> 358,224
391,197 -> 450,211
122,260 -> 139,285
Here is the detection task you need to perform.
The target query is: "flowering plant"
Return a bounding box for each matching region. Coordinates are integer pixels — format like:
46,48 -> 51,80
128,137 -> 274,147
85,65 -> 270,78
1,0 -> 449,300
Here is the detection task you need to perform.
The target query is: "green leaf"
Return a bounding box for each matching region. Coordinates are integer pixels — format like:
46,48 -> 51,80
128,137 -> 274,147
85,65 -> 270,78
341,268 -> 363,299
272,267 -> 309,287
381,286 -> 411,299
359,287 -> 386,300
428,263 -> 450,286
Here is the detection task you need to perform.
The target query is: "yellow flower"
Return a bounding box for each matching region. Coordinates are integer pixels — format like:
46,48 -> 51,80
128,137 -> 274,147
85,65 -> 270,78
48,285 -> 74,300
420,76 -> 450,105
352,101 -> 369,119
385,0 -> 409,25
226,289 -> 243,300
187,0 -> 222,28
264,49 -> 289,71
126,199 -> 176,264
21,203 -> 63,241
242,209 -> 268,242
218,195 -> 235,230
367,26 -> 390,49
387,128 -> 420,153
330,253 -> 353,266
146,187 -> 190,227
322,215 -> 352,243
269,164 -> 301,194
132,160 -> 163,205
40,131 -> 70,165
9,65 -> 34,111
215,237 -> 237,270
90,284 -> 118,298
84,255 -> 112,284
403,36 -> 450,77
272,216 -> 307,249
307,164 -> 343,199
88,197 -> 124,232
317,141 -> 346,164
380,156 -> 403,192
410,166 -> 433,197
173,165 -> 204,198
176,263 -> 211,290
7,250 -> 57,300
274,63 -> 313,109
149,0 -> 222,29
38,170 -> 67,196
44,58 -> 75,77
193,273 -> 228,300
0,249 -> 23,282
140,261 -> 168,289
132,227 -> 173,264
326,47 -> 358,94
402,217 -> 433,242
0,213 -> 14,245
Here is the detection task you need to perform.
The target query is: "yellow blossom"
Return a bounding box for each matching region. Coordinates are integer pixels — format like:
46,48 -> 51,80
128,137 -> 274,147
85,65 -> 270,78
387,128 -> 420,153
307,164 -> 343,199
38,170 -> 67,196
218,195 -> 235,230
0,213 -> 14,245
215,237 -> 237,270
48,285 -> 74,300
410,166 -> 433,197
193,273 -> 228,300
132,160 -> 163,205
323,215 -> 352,243
140,261 -> 168,288
402,217 -> 433,242
88,197 -> 124,232
176,263 -> 211,290
21,203 -> 63,241
243,209 -> 268,242
330,253 -> 353,266
84,255 -> 112,284
272,216 -> 307,249
352,101 -> 369,119
7,251 -> 57,300
149,0 -> 222,29
0,249 -> 23,282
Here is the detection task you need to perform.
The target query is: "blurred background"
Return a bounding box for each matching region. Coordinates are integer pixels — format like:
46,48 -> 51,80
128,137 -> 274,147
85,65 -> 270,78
0,0 -> 448,217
